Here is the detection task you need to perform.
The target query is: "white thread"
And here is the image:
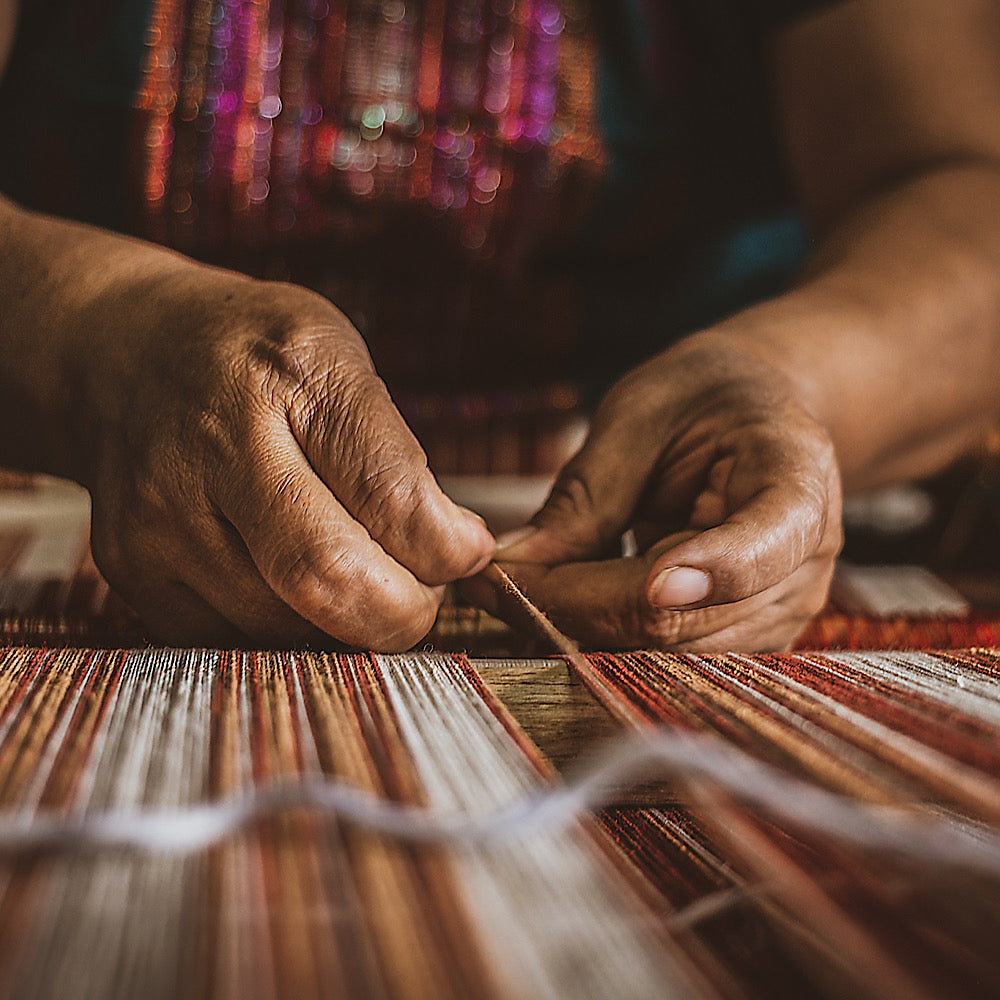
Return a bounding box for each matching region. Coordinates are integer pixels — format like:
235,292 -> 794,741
0,727 -> 998,878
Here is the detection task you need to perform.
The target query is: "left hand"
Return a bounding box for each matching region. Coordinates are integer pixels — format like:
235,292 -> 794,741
461,334 -> 843,651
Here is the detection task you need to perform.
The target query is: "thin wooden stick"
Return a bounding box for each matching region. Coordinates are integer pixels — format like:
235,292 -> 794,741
480,563 -> 626,710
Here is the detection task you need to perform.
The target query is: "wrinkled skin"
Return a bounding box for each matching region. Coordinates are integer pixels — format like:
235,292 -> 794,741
5,0 -> 1000,653
462,336 -> 844,651
78,266 -> 494,648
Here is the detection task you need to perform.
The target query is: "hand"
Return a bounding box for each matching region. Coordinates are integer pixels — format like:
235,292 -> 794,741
462,334 -> 843,651
76,263 -> 493,648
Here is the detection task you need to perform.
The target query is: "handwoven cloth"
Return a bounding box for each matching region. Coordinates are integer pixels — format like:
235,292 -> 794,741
585,648 -> 1000,1000
0,647 -> 698,1000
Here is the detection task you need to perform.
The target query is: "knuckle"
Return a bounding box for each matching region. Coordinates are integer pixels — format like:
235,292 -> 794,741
599,365 -> 661,420
129,470 -> 175,530
290,341 -> 378,409
255,529 -> 436,651
332,368 -> 397,436
645,620 -> 678,650
231,300 -> 368,421
189,384 -> 253,464
546,469 -> 596,518
265,541 -> 355,605
784,487 -> 842,577
193,402 -> 233,454
639,589 -> 693,647
716,539 -> 768,598
352,460 -> 420,533
295,366 -> 415,473
795,479 -> 834,546
244,342 -> 316,416
538,471 -> 610,549
646,610 -> 694,649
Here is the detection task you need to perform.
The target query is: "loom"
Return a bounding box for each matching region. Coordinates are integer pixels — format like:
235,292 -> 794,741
6,0 -> 1000,994
1,474 -> 1000,1000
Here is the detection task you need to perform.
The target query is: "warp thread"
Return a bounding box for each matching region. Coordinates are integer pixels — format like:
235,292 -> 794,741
0,728 -> 998,877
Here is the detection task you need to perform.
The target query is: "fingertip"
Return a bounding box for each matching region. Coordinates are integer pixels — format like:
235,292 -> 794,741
455,506 -> 496,577
493,525 -> 538,558
647,565 -> 713,609
492,525 -> 577,564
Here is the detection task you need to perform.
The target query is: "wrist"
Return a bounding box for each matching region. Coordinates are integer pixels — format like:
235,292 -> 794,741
676,278 -> 994,492
0,199 -> 196,482
650,321 -> 820,424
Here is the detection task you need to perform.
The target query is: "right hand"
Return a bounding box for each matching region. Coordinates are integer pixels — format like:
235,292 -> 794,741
462,332 -> 843,652
74,262 -> 494,648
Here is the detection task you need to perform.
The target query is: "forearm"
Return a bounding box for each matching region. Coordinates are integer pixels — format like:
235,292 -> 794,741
0,193 -> 198,479
702,163 -> 1000,492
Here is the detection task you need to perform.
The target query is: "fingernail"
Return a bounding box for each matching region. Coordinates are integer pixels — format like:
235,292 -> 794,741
494,525 -> 537,554
649,567 -> 712,608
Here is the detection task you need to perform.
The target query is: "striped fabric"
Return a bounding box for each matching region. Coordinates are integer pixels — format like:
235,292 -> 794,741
3,477 -> 1000,999
0,646 -> 997,998
585,649 -> 1000,1000
0,647 -> 702,1000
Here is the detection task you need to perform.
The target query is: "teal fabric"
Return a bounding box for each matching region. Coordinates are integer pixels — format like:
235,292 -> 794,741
570,0 -> 829,392
672,212 -> 812,331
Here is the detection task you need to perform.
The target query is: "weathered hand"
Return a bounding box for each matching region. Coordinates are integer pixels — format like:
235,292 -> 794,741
463,335 -> 843,651
77,264 -> 493,648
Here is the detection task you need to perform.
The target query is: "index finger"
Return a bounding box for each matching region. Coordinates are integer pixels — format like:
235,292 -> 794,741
289,369 -> 494,586
218,422 -> 444,651
461,551 -> 819,651
462,466 -> 840,648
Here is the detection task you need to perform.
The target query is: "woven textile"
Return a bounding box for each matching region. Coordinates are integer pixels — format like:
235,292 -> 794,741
1,647 -> 1000,999
793,610 -> 1000,650
4,476 -> 1000,998
584,649 -> 1000,1000
0,646 -> 700,1000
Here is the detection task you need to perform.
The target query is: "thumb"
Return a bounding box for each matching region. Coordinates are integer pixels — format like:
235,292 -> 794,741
496,430 -> 654,564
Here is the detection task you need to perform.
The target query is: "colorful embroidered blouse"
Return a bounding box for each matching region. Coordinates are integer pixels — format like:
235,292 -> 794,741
0,0 -> 836,398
